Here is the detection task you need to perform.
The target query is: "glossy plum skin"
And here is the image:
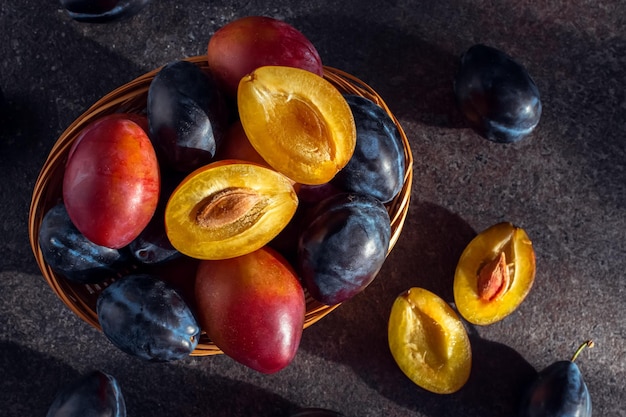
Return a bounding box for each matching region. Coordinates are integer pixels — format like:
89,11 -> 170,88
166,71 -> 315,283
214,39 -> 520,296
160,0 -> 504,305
59,0 -> 150,23
63,114 -> 160,249
97,274 -> 200,361
454,44 -> 542,143
207,15 -> 323,98
147,60 -> 228,173
519,361 -> 591,417
332,95 -> 405,203
128,205 -> 180,264
38,203 -> 130,283
195,247 -> 305,374
297,193 -> 391,305
46,370 -> 126,417
128,171 -> 183,265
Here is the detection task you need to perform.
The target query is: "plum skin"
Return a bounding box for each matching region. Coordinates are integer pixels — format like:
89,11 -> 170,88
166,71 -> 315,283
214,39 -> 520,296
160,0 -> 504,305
207,15 -> 324,98
454,44 -> 542,143
332,95 -> 405,203
519,360 -> 591,417
38,203 -> 130,283
147,60 -> 228,173
297,193 -> 391,305
96,274 -> 200,362
195,247 -> 306,374
62,114 -> 160,249
46,370 -> 126,417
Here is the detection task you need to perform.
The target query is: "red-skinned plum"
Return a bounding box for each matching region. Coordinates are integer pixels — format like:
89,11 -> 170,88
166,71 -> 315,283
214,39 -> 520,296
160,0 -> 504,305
63,114 -> 160,249
195,247 -> 305,373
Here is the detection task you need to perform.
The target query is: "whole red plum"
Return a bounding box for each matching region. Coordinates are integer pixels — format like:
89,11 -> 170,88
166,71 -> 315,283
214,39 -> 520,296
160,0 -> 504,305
63,114 -> 160,249
195,247 -> 306,374
207,15 -> 323,97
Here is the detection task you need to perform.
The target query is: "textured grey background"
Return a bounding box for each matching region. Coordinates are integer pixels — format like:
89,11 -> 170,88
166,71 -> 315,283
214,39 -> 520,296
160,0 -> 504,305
1,1 -> 625,416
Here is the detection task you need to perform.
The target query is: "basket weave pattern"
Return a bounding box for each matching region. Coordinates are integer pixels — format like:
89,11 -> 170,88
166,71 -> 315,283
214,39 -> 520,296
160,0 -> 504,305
28,55 -> 413,356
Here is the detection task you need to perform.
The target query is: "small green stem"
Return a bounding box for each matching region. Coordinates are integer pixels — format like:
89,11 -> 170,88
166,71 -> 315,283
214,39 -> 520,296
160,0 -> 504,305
571,340 -> 594,362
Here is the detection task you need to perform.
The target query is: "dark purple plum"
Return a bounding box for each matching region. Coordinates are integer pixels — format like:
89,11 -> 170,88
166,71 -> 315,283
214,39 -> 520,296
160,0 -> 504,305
332,95 -> 405,203
297,193 -> 391,305
519,341 -> 593,417
147,60 -> 229,173
129,171 -> 183,265
290,408 -> 345,417
128,209 -> 180,264
38,203 -> 130,284
59,0 -> 150,23
46,370 -> 125,417
454,44 -> 542,143
128,211 -> 182,265
97,274 -> 200,361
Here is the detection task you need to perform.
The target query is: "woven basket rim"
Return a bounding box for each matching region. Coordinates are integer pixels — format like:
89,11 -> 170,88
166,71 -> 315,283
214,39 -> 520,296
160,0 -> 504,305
28,55 -> 413,356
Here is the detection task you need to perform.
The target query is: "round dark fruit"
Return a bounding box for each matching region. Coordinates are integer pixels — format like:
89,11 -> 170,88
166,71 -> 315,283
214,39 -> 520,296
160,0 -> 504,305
147,60 -> 228,173
454,44 -> 542,143
297,192 -> 391,305
332,94 -> 405,203
519,340 -> 593,417
97,274 -> 200,361
38,203 -> 130,284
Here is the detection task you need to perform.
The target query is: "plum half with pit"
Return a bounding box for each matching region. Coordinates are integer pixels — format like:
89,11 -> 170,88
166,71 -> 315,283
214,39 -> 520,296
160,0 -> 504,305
164,160 -> 298,260
519,341 -> 594,417
453,222 -> 536,325
454,44 -> 542,143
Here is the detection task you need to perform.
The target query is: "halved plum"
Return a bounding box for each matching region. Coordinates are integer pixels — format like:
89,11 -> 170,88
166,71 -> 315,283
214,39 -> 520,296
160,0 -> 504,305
164,160 -> 298,260
453,222 -> 536,325
238,66 -> 356,185
388,287 -> 472,394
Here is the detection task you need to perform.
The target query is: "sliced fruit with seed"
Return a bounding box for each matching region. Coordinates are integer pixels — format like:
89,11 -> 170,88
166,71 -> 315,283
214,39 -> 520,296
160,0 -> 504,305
453,221 -> 536,325
164,160 -> 298,260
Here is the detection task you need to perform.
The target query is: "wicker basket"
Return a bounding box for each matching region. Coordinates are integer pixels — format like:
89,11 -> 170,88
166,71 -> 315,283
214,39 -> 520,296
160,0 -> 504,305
28,55 -> 414,356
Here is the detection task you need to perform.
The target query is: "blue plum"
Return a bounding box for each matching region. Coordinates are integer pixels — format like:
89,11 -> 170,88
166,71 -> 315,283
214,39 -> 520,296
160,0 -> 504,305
454,44 -> 542,143
128,171 -> 183,265
128,209 -> 181,264
519,341 -> 593,417
46,370 -> 125,417
147,60 -> 229,173
38,203 -> 130,284
332,95 -> 405,203
297,193 -> 391,305
97,274 -> 200,361
59,0 -> 150,23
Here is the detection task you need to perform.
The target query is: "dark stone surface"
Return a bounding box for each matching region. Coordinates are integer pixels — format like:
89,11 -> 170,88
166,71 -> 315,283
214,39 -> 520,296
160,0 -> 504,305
1,1 -> 625,416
